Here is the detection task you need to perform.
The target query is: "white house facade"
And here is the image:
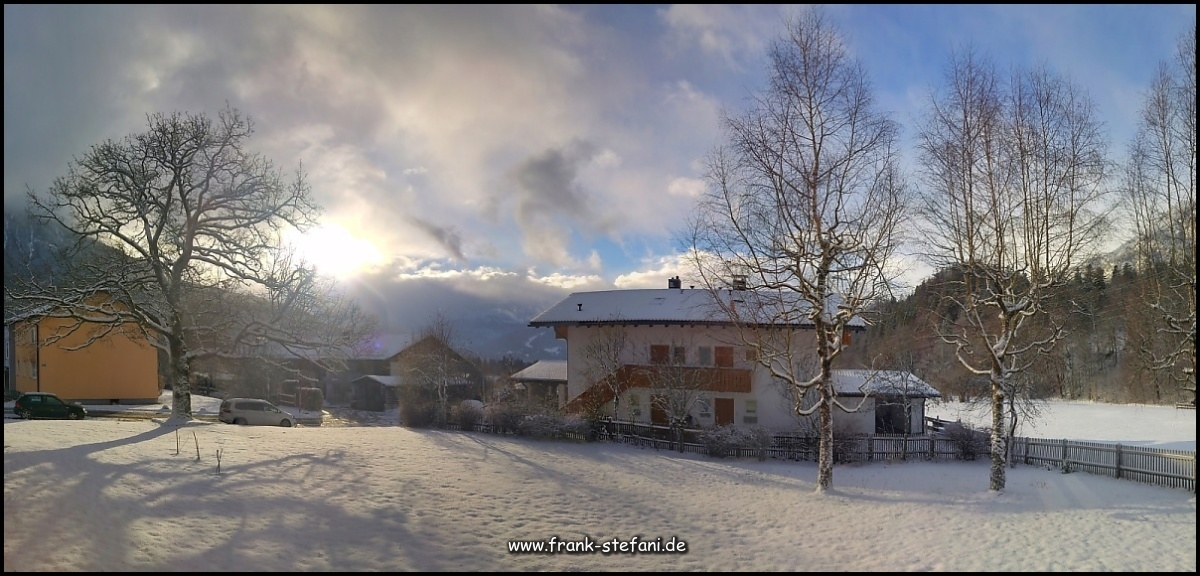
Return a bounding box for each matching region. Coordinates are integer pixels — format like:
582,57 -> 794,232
527,278 -> 941,433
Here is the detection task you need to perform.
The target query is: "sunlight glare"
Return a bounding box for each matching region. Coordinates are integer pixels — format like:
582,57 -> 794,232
287,224 -> 384,279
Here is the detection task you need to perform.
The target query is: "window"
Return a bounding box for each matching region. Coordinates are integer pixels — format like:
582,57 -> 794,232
31,361 -> 37,379
745,347 -> 758,362
743,399 -> 758,424
628,393 -> 642,417
650,345 -> 669,364
697,398 -> 712,418
698,346 -> 713,366
673,346 -> 686,365
715,346 -> 734,368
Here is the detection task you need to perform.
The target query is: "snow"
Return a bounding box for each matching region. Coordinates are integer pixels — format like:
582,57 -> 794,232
3,397 -> 1195,571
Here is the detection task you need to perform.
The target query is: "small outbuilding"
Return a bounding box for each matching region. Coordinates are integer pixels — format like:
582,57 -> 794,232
509,360 -> 568,408
350,375 -> 399,412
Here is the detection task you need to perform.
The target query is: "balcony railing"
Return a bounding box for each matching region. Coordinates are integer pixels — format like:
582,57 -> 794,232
563,363 -> 752,414
618,364 -> 752,393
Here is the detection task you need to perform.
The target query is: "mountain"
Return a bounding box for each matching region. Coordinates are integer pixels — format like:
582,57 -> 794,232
468,320 -> 565,362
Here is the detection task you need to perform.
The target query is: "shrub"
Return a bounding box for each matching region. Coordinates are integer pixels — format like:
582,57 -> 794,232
517,413 -> 565,439
559,415 -> 592,439
831,431 -> 866,464
698,425 -> 774,459
298,387 -> 324,412
400,400 -> 439,429
942,421 -> 990,461
453,403 -> 484,430
487,398 -> 540,434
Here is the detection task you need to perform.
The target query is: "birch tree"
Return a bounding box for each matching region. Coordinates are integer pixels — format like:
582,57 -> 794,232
915,50 -> 1109,490
577,317 -> 631,421
4,106 -> 375,419
688,8 -> 907,492
1122,22 -> 1196,404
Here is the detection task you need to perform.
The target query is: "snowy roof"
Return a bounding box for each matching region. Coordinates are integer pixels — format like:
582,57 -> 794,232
831,370 -> 942,398
509,360 -> 568,383
352,375 -> 400,387
529,288 -> 865,328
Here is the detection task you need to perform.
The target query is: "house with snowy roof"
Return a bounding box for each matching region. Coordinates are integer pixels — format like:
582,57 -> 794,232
528,277 -> 940,434
508,359 -> 568,408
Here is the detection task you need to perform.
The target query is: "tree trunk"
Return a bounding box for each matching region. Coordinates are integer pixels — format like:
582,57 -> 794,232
989,373 -> 1007,491
816,380 -> 835,492
169,333 -> 192,419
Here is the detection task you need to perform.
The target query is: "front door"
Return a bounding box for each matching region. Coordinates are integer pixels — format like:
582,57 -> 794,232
714,397 -> 734,426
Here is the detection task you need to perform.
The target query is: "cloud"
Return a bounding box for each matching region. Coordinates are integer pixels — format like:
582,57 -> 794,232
6,3 -> 1193,332
658,4 -> 777,72
613,253 -> 697,289
404,216 -> 466,262
509,140 -> 617,267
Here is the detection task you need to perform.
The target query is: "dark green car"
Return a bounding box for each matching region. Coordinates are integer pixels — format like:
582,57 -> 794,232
12,392 -> 87,420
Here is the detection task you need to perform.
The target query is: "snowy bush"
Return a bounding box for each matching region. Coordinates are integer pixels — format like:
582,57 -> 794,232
517,413 -> 564,439
486,398 -> 540,434
698,425 -> 774,459
560,415 -> 593,439
453,403 -> 484,430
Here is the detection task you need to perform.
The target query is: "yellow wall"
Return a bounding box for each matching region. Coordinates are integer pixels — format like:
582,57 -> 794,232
11,317 -> 159,403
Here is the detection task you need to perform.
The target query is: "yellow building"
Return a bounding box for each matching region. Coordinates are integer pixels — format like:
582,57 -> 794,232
8,308 -> 160,404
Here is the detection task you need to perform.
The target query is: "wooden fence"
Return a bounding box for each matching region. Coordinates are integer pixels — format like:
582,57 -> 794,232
448,417 -> 1195,493
1010,437 -> 1195,492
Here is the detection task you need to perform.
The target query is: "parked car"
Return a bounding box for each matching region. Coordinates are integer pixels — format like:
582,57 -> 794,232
219,398 -> 294,427
12,392 -> 87,420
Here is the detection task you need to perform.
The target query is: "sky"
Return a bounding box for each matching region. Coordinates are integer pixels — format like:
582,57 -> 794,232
3,395 -> 1195,571
4,5 -> 1195,345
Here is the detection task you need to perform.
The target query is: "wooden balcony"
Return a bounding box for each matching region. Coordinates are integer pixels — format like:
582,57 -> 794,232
619,364 -> 752,393
563,364 -> 752,414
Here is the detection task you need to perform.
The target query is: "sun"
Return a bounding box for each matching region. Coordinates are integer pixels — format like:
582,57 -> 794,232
286,224 -> 385,279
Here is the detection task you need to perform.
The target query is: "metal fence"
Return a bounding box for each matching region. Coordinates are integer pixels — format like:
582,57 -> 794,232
449,417 -> 1196,493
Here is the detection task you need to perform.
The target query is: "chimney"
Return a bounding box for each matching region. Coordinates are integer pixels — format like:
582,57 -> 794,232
668,276 -> 681,289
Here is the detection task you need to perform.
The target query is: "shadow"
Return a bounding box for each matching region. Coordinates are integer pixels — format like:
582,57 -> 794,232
3,423 -> 498,571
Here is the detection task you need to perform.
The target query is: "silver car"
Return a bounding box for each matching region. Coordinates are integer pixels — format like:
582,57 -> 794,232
219,398 -> 294,427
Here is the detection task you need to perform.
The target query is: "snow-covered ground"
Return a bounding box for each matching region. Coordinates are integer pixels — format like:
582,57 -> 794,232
3,399 -> 1195,571
928,398 -> 1196,451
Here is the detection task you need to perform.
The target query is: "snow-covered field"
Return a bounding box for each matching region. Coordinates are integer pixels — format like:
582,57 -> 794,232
928,398 -> 1196,451
3,399 -> 1195,571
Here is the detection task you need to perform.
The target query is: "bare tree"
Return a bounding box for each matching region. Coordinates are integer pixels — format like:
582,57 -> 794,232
4,106 -> 374,419
576,317 -> 632,422
915,50 -> 1110,490
688,8 -> 907,492
1122,22 -> 1196,405
642,336 -> 716,452
398,310 -> 481,426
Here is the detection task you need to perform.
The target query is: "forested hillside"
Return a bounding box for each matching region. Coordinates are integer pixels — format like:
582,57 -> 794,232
846,261 -> 1190,405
